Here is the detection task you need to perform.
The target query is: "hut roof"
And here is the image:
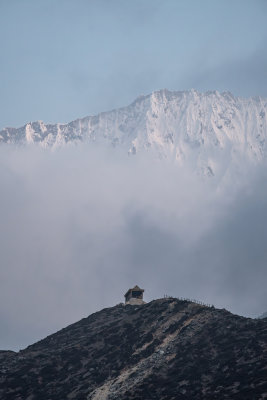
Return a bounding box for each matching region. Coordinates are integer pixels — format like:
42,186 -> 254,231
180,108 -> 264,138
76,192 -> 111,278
124,285 -> 144,298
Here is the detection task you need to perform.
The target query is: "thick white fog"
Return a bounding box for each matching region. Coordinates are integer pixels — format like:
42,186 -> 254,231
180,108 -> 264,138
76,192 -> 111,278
0,144 -> 267,350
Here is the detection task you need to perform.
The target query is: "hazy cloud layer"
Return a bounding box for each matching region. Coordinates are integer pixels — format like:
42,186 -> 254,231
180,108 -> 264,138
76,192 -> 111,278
0,144 -> 267,350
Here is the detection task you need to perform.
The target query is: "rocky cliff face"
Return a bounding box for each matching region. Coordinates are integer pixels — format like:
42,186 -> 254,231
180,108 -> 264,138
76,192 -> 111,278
1,90 -> 267,177
0,298 -> 266,399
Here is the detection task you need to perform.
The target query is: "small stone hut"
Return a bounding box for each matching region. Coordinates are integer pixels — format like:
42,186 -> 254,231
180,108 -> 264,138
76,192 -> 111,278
124,285 -> 145,305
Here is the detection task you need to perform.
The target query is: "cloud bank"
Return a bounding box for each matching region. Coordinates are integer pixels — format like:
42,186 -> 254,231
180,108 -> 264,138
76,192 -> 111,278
0,144 -> 267,350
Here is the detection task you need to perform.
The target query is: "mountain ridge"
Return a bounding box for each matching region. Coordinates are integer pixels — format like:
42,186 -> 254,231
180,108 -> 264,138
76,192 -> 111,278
1,89 -> 267,177
1,298 -> 267,399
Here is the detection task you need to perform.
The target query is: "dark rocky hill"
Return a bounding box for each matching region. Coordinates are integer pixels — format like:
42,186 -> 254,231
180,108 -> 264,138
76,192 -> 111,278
0,298 -> 267,399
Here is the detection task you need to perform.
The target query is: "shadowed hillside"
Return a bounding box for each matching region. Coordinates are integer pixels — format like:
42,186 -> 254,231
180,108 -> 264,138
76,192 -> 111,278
0,298 -> 267,399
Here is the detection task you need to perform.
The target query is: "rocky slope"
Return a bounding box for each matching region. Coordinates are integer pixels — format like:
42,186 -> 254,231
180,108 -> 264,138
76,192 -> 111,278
0,298 -> 267,399
1,90 -> 267,176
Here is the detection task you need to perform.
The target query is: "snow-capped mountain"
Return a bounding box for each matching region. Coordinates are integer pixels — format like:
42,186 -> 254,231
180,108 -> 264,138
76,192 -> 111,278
1,89 -> 266,176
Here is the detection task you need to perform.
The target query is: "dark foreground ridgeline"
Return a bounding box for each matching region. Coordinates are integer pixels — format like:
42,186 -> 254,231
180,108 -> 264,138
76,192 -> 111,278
0,298 -> 267,399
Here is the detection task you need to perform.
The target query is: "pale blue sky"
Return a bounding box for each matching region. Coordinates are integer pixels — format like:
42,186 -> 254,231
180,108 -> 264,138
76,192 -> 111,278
0,0 -> 267,129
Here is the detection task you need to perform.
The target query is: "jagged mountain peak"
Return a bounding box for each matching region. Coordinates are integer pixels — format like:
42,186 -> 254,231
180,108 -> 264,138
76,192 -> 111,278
1,89 -> 267,178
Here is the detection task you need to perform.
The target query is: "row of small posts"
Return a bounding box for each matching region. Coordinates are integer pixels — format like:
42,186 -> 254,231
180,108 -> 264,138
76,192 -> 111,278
163,294 -> 214,308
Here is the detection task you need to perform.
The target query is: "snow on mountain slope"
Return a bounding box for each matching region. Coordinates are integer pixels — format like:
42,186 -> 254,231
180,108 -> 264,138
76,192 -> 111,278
1,89 -> 267,176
